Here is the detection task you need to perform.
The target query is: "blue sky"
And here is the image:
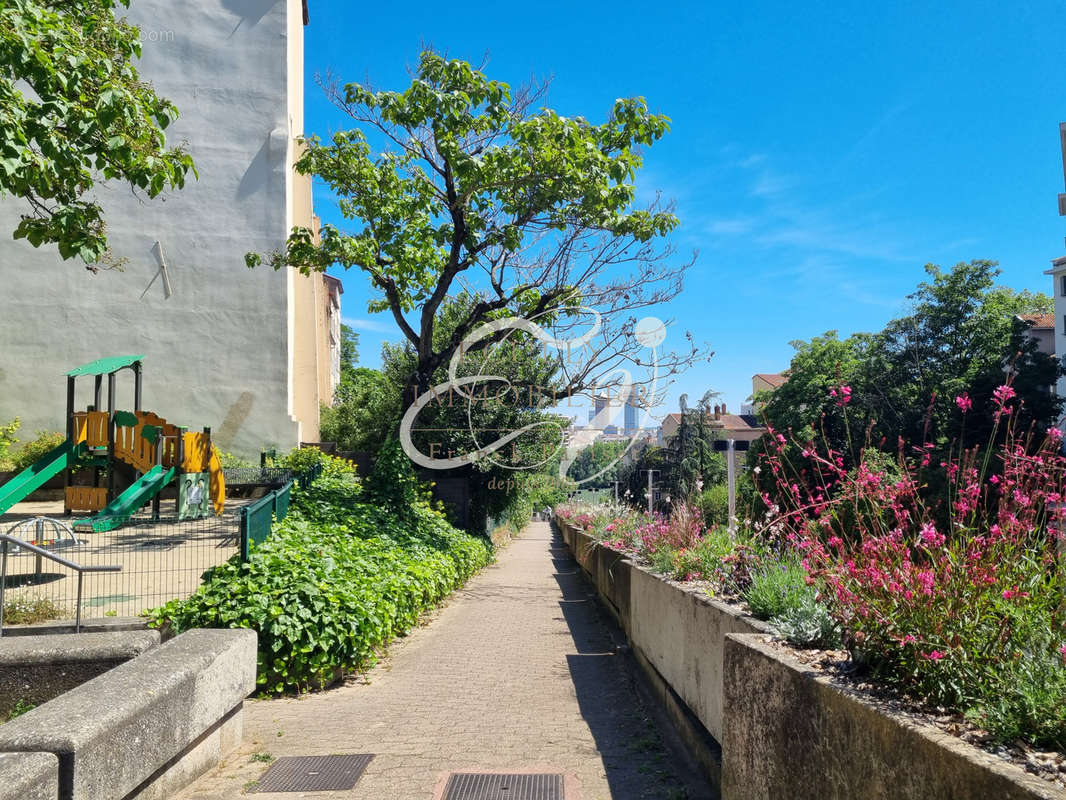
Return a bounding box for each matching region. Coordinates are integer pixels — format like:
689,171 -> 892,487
304,0 -> 1066,421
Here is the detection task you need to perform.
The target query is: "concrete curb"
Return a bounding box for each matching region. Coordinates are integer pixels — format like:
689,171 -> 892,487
0,752 -> 59,800
0,628 -> 257,800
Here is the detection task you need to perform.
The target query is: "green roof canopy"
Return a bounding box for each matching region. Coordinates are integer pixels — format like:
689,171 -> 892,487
67,355 -> 144,377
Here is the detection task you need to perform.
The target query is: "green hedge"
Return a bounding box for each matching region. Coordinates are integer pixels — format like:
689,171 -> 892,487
149,465 -> 491,693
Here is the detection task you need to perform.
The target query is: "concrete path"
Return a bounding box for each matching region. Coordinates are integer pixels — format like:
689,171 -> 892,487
175,522 -> 713,800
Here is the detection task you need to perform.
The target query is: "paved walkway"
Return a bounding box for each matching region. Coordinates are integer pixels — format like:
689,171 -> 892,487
176,522 -> 713,800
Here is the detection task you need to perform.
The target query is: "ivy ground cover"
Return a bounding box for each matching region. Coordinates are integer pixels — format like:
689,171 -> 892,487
150,455 -> 491,693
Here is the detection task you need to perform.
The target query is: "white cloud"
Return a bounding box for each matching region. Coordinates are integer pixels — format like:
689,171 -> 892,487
343,317 -> 395,333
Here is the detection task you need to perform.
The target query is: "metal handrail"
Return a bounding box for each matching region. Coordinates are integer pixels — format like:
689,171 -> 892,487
0,533 -> 121,636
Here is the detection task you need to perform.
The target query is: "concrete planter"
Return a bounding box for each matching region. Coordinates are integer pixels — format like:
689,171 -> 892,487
557,518 -> 768,789
0,628 -> 256,800
557,518 -> 1065,800
722,633 -> 1064,800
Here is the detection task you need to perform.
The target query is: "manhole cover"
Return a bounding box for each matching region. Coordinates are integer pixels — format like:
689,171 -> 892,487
252,754 -> 373,792
443,773 -> 564,800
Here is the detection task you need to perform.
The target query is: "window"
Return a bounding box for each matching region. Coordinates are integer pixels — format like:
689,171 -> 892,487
1061,275 -> 1066,296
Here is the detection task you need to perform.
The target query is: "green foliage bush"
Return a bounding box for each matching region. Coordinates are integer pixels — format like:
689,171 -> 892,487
2,596 -> 64,625
364,438 -> 419,517
744,559 -> 811,621
217,450 -> 256,469
966,634 -> 1066,750
0,424 -> 64,472
695,484 -> 729,527
770,595 -> 841,649
149,465 -> 490,694
0,417 -> 19,469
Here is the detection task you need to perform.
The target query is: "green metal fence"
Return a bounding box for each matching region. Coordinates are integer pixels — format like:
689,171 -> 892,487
238,480 -> 292,561
236,464 -> 324,561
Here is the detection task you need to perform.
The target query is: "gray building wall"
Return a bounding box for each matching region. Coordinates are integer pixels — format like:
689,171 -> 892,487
0,0 -> 307,456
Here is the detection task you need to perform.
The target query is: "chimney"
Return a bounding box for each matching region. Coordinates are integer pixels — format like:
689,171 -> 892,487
721,402 -> 727,415
714,404 -> 721,420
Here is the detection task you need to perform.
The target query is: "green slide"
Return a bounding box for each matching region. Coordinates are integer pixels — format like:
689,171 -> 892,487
0,439 -> 83,515
83,464 -> 177,533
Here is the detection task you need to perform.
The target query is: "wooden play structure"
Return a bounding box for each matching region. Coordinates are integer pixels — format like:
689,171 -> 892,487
0,356 -> 225,531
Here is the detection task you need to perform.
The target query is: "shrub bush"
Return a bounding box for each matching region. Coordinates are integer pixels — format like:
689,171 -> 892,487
150,469 -> 490,694
217,450 -> 256,468
5,430 -> 64,472
770,594 -> 841,649
758,382 -> 1066,747
2,596 -> 65,625
745,559 -> 811,621
0,417 -> 19,470
695,484 -> 729,526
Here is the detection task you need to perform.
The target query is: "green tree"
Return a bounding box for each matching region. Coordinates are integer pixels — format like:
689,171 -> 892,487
0,0 -> 195,267
380,293 -> 569,530
753,260 -> 1063,505
248,51 -> 703,408
672,391 -> 726,498
868,261 -> 1060,448
340,323 -> 359,377
319,367 -> 399,454
569,439 -> 629,488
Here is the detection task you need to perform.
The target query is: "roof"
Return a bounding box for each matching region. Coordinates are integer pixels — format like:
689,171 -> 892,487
1018,312 -> 1054,329
664,412 -> 765,432
752,372 -> 788,388
323,274 -> 343,293
67,355 -> 144,377
1045,255 -> 1066,273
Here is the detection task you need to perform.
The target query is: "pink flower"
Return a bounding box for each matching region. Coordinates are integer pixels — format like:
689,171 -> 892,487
832,384 -> 852,407
899,634 -> 916,646
827,535 -> 843,549
992,384 -> 1016,405
1049,427 -> 1063,441
1002,586 -> 1029,600
919,522 -> 945,548
916,570 -> 936,596
988,475 -> 999,484
1059,644 -> 1066,664
922,650 -> 946,661
954,393 -> 972,413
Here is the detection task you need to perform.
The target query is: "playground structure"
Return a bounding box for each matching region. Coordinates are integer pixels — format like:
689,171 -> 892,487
0,356 -> 225,533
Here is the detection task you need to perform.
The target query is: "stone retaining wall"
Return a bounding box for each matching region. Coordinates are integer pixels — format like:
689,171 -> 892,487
556,519 -> 1064,800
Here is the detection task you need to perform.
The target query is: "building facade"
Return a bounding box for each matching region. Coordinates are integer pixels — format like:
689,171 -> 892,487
0,0 -> 336,456
1047,123 -> 1066,399
659,404 -> 765,445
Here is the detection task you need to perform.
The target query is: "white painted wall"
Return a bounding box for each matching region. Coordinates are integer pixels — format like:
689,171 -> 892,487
0,0 -> 306,456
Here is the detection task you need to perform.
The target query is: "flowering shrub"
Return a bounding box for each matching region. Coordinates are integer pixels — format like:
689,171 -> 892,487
556,500 -> 772,595
759,381 -> 1066,748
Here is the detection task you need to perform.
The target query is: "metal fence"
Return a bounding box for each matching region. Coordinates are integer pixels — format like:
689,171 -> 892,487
235,464 -> 320,560
0,462 -> 323,629
221,467 -> 293,488
1,509 -> 241,625
238,480 -> 292,561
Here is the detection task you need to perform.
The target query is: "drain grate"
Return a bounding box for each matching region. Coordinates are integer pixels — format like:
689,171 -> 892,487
442,773 -> 564,800
251,754 -> 373,793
